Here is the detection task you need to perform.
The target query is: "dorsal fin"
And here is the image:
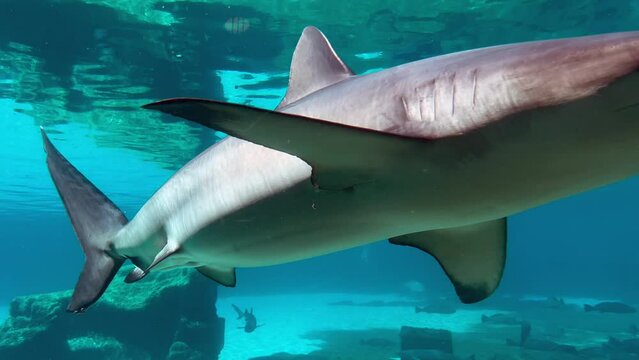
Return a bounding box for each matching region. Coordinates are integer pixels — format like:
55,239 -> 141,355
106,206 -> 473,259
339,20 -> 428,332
277,26 -> 354,109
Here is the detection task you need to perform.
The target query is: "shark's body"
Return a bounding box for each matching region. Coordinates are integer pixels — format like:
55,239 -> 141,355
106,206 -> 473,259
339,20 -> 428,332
232,305 -> 259,333
42,27 -> 639,312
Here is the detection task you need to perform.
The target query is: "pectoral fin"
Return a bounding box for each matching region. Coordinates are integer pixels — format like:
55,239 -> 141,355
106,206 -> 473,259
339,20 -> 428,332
143,99 -> 428,190
390,218 -> 507,303
197,266 -> 237,287
124,266 -> 146,283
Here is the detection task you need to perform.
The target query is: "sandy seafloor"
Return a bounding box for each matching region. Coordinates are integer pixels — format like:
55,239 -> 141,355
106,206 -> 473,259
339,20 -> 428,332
217,292 -> 484,360
1,293 -> 637,359
216,293 -> 638,360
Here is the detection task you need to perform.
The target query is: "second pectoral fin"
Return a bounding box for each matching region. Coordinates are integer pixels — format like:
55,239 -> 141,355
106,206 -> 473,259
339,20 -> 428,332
197,266 -> 237,287
390,218 -> 507,303
143,98 -> 428,190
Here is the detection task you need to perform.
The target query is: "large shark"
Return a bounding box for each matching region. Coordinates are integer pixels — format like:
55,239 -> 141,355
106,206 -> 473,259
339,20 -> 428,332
42,26 -> 639,313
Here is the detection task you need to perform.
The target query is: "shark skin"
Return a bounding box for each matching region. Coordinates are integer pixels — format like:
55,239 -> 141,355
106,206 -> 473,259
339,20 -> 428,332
42,27 -> 639,312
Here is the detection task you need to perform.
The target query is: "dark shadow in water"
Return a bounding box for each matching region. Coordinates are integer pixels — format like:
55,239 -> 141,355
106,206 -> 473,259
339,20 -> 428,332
0,0 -> 284,169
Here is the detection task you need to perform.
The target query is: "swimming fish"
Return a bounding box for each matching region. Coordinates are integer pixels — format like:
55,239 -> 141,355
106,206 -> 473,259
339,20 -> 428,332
41,26 -> 639,312
232,304 -> 260,333
584,301 -> 637,314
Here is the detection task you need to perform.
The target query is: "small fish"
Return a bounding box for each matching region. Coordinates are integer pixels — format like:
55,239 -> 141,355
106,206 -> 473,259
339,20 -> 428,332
232,304 -> 262,333
584,301 -> 637,314
508,338 -> 578,354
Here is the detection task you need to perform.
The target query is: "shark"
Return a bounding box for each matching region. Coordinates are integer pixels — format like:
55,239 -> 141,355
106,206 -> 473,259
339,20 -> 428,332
232,304 -> 260,333
41,26 -> 639,313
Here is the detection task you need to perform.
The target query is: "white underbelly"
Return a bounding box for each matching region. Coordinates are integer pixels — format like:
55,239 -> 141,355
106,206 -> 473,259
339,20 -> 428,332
179,181 -> 407,268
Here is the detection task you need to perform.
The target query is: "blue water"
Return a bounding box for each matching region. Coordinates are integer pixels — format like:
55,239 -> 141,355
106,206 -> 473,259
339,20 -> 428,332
2,1 -> 639,359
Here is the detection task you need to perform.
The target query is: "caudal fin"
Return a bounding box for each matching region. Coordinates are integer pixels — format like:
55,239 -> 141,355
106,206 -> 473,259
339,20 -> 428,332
584,304 -> 594,312
232,304 -> 245,319
41,128 -> 127,313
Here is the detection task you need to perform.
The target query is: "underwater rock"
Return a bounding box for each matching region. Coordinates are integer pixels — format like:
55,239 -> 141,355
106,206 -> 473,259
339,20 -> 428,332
506,322 -> 577,355
0,268 -> 224,360
507,337 -> 577,354
399,326 -> 453,354
167,341 -> 206,360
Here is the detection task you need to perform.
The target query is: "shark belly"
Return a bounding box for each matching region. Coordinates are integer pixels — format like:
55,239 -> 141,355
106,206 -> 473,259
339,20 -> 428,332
115,135 -> 414,270
177,179 -> 407,268
113,137 -> 313,268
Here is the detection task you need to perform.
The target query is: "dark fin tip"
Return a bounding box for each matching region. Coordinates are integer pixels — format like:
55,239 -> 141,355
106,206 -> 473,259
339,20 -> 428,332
124,266 -> 147,283
66,256 -> 124,314
452,279 -> 492,304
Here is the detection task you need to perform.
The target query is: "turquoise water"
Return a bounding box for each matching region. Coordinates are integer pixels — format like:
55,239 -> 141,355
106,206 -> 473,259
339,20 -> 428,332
2,1 -> 639,359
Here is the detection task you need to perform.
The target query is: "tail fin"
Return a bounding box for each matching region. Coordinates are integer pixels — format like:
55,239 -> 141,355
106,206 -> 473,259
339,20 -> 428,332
232,304 -> 245,319
41,128 -> 127,313
584,304 -> 594,312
